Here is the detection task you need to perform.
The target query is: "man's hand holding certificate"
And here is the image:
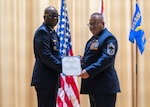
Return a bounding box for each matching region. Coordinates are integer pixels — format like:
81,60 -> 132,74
62,56 -> 81,76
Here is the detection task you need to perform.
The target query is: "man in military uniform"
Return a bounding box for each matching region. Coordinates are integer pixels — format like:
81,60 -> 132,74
31,6 -> 61,107
79,13 -> 121,107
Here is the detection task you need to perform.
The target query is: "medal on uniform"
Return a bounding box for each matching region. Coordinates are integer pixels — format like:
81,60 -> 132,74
53,39 -> 57,44
53,39 -> 57,50
53,46 -> 57,50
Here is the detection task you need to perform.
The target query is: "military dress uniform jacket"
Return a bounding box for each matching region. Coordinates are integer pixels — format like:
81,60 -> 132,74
31,23 -> 62,88
80,28 -> 121,95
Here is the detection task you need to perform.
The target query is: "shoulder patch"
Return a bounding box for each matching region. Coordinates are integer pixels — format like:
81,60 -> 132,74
107,42 -> 115,55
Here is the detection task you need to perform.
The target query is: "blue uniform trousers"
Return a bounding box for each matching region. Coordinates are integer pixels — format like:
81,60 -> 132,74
89,93 -> 116,107
35,87 -> 57,107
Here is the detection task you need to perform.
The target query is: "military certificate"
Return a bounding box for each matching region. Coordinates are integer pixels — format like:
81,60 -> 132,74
62,56 -> 81,76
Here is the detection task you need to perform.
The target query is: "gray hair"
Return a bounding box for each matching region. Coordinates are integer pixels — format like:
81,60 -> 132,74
91,12 -> 104,22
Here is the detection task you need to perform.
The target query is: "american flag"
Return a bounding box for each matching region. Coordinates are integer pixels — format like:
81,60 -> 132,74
56,0 -> 80,107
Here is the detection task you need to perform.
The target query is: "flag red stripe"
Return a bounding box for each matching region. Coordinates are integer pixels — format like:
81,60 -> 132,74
61,75 -> 74,107
69,49 -> 73,56
57,96 -> 63,107
64,91 -> 73,107
66,76 -> 80,103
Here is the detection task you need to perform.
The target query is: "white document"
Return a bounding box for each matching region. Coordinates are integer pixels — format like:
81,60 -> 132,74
62,56 -> 81,76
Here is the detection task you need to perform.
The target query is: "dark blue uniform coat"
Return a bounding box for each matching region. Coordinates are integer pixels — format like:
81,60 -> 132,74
80,28 -> 121,95
31,23 -> 62,89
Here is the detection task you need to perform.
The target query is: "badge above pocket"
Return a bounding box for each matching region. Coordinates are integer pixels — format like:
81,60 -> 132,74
90,40 -> 99,50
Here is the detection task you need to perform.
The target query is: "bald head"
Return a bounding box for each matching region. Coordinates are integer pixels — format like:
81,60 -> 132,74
43,6 -> 59,28
44,6 -> 58,15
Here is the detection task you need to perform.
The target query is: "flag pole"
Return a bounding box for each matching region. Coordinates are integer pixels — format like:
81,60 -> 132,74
135,31 -> 138,107
135,1 -> 138,107
130,0 -> 146,106
131,0 -> 138,107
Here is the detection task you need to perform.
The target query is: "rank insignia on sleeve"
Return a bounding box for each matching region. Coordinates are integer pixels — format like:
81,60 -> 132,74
107,42 -> 115,55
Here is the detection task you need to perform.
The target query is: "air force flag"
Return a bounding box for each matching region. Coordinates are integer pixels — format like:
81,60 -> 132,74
129,3 -> 146,54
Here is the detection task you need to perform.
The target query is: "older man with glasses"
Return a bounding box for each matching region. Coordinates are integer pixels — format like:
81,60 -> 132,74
79,13 -> 121,107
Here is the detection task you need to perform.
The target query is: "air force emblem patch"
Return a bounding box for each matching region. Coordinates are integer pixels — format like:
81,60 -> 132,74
107,42 -> 115,55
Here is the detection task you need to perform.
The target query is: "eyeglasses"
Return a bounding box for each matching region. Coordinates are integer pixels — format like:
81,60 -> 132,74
44,14 -> 60,19
87,22 -> 100,27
